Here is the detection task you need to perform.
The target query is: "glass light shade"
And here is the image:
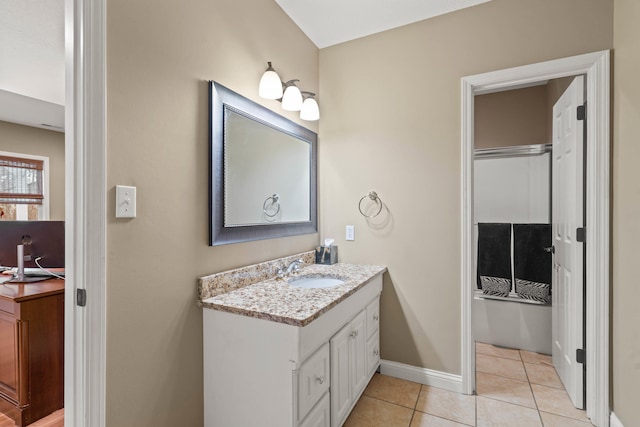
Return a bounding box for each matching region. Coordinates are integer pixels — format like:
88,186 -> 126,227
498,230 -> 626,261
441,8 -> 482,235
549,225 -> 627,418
300,97 -> 320,121
259,68 -> 283,100
282,85 -> 303,111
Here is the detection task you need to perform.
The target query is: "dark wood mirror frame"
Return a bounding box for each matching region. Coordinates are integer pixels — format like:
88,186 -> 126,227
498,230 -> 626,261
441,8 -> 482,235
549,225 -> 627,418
208,81 -> 318,246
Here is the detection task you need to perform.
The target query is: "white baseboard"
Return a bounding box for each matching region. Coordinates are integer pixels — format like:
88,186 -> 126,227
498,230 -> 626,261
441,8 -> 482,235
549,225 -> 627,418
379,359 -> 464,394
610,412 -> 624,427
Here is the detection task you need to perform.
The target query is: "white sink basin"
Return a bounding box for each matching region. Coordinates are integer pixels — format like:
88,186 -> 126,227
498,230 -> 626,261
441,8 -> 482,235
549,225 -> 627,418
288,275 -> 345,289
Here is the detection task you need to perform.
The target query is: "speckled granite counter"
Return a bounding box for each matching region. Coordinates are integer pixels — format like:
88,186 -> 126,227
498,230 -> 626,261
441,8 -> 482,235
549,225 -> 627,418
199,256 -> 386,327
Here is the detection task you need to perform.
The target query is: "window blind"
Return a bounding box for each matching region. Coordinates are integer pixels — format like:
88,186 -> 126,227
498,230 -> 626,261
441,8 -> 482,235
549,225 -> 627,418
0,155 -> 44,204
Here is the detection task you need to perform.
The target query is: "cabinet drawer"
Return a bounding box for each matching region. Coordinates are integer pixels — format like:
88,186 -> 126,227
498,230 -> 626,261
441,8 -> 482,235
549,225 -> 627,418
298,343 -> 330,421
0,299 -> 14,315
299,392 -> 329,427
366,297 -> 380,339
367,334 -> 380,375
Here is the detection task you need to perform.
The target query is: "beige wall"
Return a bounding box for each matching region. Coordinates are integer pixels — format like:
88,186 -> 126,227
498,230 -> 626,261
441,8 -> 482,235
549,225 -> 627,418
475,76 -> 575,150
106,0 -> 318,425
319,0 -> 612,374
474,85 -> 548,149
612,0 -> 640,424
0,120 -> 65,219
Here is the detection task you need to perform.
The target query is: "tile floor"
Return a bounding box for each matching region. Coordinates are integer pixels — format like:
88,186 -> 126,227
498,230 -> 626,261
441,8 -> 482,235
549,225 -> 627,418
344,342 -> 593,426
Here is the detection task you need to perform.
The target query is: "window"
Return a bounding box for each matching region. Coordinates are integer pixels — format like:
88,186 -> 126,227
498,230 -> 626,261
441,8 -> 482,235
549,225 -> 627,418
0,152 -> 50,220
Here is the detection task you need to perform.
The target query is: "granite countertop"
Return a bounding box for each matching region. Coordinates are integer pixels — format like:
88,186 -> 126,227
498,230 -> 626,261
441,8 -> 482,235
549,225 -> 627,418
201,263 -> 386,327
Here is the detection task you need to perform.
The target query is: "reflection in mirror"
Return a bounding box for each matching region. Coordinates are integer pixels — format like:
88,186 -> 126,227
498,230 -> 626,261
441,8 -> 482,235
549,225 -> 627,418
209,82 -> 317,246
224,109 -> 310,226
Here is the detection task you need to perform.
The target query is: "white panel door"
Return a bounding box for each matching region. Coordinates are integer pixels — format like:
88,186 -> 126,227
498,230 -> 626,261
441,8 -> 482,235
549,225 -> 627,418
552,75 -> 585,408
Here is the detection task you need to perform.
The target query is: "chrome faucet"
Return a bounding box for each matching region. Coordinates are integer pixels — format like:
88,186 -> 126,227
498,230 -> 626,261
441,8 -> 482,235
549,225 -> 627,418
277,259 -> 304,278
286,259 -> 304,274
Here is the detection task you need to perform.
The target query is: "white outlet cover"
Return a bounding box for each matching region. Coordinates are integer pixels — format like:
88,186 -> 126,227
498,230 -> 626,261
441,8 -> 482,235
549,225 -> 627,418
116,185 -> 137,218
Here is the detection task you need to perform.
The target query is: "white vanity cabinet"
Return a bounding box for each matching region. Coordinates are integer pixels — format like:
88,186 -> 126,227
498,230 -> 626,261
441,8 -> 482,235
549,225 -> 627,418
330,310 -> 367,426
330,297 -> 381,427
203,273 -> 382,427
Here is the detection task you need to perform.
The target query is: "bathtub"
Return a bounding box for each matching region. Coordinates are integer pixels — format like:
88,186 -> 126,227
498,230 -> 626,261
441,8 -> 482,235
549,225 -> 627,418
473,290 -> 552,354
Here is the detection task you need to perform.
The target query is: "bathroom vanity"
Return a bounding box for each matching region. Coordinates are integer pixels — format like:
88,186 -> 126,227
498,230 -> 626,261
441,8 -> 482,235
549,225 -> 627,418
199,254 -> 385,427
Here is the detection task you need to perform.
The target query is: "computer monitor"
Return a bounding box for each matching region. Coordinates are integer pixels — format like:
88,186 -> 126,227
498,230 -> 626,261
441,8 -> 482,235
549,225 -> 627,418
0,221 -> 65,268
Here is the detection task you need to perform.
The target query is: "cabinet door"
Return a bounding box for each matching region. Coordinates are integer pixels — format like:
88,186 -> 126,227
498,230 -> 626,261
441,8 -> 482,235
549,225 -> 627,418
0,311 -> 19,403
350,310 -> 368,397
298,343 -> 330,421
330,322 -> 352,427
299,392 -> 330,427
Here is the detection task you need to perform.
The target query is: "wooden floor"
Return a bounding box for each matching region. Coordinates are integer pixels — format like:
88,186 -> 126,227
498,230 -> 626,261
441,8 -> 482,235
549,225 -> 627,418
0,409 -> 63,427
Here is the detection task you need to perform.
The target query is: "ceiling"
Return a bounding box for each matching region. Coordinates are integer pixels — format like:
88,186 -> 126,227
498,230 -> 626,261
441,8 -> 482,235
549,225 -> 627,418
275,0 -> 491,48
0,0 -> 491,132
0,0 -> 65,131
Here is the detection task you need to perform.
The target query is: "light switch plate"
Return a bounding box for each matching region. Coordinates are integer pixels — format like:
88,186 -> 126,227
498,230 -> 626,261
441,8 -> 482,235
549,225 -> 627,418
346,225 -> 355,241
116,185 -> 137,218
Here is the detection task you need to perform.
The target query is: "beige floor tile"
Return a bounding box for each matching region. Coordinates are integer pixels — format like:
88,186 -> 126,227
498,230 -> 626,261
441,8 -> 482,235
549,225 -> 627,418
415,385 -> 476,426
476,353 -> 528,381
520,350 -> 553,366
476,372 -> 536,408
531,384 -> 590,422
476,342 -> 521,361
539,411 -> 594,426
410,412 -> 472,427
524,362 -> 564,389
344,395 -> 413,427
476,396 -> 542,427
364,373 -> 421,409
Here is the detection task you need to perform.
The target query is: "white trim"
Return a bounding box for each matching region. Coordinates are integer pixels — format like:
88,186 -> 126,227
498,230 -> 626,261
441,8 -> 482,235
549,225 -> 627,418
461,50 -> 610,426
461,73 -> 476,397
0,150 -> 51,220
610,412 -> 624,427
65,0 -> 107,425
380,360 -> 464,394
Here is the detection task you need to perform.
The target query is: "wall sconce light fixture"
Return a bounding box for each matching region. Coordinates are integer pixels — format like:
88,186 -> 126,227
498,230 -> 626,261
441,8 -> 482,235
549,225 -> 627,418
258,62 -> 283,99
300,92 -> 320,121
282,80 -> 303,111
259,62 -> 319,121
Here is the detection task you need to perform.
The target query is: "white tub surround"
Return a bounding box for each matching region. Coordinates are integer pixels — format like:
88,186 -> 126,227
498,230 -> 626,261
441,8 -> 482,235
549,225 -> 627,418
199,257 -> 386,427
473,290 -> 552,354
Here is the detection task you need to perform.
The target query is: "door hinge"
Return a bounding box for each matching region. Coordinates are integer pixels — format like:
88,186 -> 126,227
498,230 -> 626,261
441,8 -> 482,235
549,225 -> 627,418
76,288 -> 87,307
576,348 -> 586,364
576,227 -> 586,243
577,104 -> 586,121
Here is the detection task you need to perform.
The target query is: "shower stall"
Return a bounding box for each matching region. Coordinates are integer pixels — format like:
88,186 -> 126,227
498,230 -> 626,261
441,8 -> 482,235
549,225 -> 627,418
473,144 -> 552,354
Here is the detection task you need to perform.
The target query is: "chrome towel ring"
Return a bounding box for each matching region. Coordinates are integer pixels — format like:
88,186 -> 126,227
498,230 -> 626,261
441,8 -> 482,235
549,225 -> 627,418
358,191 -> 383,218
263,194 -> 280,218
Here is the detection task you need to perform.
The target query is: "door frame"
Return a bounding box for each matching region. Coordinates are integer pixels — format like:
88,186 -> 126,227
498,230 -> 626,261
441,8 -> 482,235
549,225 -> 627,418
461,50 -> 610,426
64,0 -> 107,425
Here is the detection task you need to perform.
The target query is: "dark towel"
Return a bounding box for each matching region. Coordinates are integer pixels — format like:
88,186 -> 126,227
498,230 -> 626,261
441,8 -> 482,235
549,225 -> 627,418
513,223 -> 552,303
477,223 -> 512,296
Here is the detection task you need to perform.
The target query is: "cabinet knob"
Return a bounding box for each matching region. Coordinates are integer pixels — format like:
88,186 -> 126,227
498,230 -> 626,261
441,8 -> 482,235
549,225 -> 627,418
373,314 -> 379,321
316,375 -> 325,384
350,330 -> 359,339
373,349 -> 379,356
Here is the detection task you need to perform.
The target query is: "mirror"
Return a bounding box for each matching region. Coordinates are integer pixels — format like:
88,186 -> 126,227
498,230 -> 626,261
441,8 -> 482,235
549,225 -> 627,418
209,82 -> 317,246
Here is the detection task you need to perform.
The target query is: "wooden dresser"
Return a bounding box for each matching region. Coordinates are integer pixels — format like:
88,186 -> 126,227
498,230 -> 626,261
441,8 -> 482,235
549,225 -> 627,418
0,278 -> 64,426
